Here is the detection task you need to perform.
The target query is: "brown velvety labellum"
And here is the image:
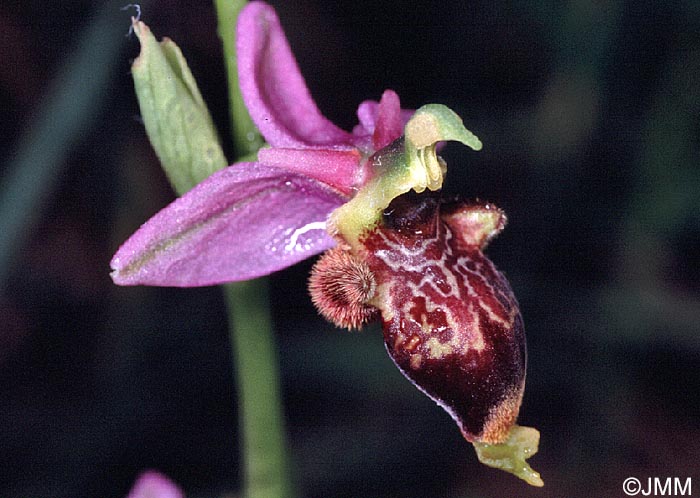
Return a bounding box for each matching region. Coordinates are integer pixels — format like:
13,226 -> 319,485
361,194 -> 526,444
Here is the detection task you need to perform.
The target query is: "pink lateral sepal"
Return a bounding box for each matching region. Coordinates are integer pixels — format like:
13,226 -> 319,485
110,163 -> 345,286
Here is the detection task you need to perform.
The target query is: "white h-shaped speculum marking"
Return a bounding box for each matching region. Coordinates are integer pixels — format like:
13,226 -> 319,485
285,221 -> 327,252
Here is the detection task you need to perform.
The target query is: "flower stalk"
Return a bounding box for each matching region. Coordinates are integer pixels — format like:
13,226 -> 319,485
224,280 -> 294,498
217,3 -> 294,497
214,0 -> 264,157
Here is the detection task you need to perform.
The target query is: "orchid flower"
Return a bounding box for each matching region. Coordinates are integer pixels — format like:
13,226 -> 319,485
111,1 -> 542,487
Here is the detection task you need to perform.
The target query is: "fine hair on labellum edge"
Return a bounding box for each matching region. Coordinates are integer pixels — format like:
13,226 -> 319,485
308,247 -> 379,330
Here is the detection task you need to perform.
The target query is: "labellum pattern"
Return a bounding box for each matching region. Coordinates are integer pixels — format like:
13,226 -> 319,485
362,194 -> 525,444
312,193 -> 526,444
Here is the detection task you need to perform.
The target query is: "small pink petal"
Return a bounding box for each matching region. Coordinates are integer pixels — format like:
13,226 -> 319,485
126,471 -> 184,498
354,90 -> 414,150
258,146 -> 361,195
111,163 -> 345,286
237,2 -> 352,148
354,101 -> 379,138
372,90 -> 404,150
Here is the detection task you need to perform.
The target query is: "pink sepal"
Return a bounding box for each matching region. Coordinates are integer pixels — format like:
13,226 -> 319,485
111,163 -> 344,286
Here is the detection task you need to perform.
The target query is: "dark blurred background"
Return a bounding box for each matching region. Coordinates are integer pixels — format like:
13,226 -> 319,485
1,1 -> 698,497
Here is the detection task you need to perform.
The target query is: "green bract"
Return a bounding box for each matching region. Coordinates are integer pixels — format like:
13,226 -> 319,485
131,21 -> 228,195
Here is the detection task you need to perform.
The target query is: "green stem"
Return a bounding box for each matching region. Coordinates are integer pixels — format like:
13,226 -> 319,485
224,281 -> 294,498
215,2 -> 293,497
214,0 -> 265,157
